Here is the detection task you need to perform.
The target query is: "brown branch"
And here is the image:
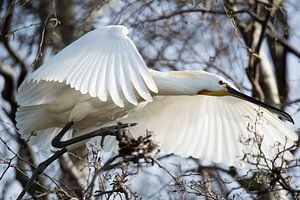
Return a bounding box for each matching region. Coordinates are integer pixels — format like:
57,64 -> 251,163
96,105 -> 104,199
2,41 -> 28,86
0,0 -> 15,35
286,98 -> 300,106
0,64 -> 17,122
32,0 -> 56,69
266,32 -> 300,58
145,8 -> 263,23
0,0 -> 28,86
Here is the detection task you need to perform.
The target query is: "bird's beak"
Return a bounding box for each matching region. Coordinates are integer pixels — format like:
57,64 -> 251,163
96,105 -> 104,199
225,85 -> 294,123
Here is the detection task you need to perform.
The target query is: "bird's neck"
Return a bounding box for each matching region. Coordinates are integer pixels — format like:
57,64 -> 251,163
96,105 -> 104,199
150,70 -> 199,96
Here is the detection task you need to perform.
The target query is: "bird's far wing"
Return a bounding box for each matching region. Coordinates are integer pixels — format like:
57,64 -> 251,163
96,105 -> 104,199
16,80 -> 73,106
122,96 -> 297,168
22,25 -> 158,107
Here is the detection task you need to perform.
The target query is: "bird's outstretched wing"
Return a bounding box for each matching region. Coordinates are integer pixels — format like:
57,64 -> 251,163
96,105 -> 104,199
123,96 -> 297,168
18,25 -> 157,107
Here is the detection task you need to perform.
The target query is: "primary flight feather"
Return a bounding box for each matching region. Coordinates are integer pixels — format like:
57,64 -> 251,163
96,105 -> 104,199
16,25 -> 297,168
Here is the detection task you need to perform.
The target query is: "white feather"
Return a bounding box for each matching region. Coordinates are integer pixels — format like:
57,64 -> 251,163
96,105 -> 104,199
118,43 -> 138,105
122,96 -> 297,168
19,25 -> 157,107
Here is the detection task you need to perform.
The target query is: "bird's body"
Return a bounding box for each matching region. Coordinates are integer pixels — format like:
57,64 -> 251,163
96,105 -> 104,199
16,25 -> 297,168
16,69 -> 225,141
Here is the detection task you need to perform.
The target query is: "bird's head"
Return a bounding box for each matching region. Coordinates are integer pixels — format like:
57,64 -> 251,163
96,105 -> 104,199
195,72 -> 231,96
193,71 -> 293,123
166,70 -> 230,95
172,70 -> 230,96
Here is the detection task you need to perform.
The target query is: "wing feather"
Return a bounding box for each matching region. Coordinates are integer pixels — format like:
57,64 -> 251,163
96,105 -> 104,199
214,101 -> 225,163
228,101 -> 252,165
85,47 -> 106,96
224,101 -> 244,164
219,103 -> 232,163
72,55 -> 93,90
96,43 -> 110,102
123,96 -> 297,168
202,106 -> 215,160
125,39 -> 158,93
18,25 -> 157,107
67,46 -> 92,89
120,41 -> 153,101
75,44 -> 100,94
186,100 -> 203,156
17,81 -> 70,106
174,101 -> 192,154
118,43 -> 138,105
196,104 -> 210,158
107,42 -> 124,107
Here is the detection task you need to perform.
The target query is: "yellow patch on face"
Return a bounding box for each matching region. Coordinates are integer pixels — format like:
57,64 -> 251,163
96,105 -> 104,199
197,90 -> 230,96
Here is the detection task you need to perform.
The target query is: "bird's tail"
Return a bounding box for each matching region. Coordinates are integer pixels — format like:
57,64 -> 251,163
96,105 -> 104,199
16,104 -> 53,135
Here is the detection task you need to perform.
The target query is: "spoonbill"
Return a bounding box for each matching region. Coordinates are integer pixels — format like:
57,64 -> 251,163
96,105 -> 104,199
16,25 -> 297,169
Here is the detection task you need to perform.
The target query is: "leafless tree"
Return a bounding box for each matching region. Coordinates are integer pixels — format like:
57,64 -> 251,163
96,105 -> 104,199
0,0 -> 300,199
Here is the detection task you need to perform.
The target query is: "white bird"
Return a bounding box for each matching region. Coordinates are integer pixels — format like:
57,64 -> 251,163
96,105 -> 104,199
16,25 -> 297,168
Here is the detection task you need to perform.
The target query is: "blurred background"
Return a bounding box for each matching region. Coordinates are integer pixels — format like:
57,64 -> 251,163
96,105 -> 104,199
0,0 -> 300,199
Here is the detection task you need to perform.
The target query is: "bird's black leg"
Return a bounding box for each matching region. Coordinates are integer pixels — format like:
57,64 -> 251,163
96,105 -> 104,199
51,122 -> 137,149
51,121 -> 74,148
16,147 -> 67,200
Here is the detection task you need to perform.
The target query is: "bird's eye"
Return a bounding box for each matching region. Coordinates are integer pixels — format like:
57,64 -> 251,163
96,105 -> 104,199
219,80 -> 224,85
